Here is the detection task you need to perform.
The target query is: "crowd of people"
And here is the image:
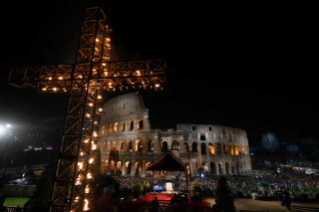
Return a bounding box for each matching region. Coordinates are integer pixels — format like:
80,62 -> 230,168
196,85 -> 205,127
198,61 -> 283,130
111,168 -> 318,192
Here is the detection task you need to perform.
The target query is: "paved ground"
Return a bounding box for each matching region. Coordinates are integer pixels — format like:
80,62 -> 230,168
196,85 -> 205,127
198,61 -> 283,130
206,198 -> 319,212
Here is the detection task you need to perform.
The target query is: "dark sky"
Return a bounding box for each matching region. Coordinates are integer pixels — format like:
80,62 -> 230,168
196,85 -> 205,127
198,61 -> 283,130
1,1 -> 318,147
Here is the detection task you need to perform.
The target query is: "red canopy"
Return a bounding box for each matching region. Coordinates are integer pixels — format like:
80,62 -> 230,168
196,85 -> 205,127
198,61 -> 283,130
147,152 -> 186,172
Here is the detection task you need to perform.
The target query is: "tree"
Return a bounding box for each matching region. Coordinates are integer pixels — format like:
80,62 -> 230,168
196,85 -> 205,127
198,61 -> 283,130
261,132 -> 279,156
26,169 -> 53,211
215,176 -> 236,212
286,144 -> 300,157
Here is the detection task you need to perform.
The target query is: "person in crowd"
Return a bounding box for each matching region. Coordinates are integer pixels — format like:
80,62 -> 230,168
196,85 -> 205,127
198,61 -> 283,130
181,193 -> 188,202
123,185 -> 128,201
170,193 -> 178,204
278,187 -> 283,206
282,188 -> 291,210
151,197 -> 159,212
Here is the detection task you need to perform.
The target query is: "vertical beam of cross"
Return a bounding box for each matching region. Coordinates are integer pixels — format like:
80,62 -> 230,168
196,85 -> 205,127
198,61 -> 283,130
50,7 -> 111,212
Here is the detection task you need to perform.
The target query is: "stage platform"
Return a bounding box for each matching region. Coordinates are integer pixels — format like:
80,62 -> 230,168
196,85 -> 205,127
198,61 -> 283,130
143,192 -> 189,203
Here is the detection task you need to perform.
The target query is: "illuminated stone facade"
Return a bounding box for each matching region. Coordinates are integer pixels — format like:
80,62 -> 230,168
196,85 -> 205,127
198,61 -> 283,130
98,92 -> 251,178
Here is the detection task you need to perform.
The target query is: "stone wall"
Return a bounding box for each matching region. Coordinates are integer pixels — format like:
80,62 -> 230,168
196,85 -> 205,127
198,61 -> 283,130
97,92 -> 252,178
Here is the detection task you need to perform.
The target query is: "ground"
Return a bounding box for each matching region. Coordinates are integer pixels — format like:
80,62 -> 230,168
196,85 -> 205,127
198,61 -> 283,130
206,197 -> 319,212
2,197 -> 29,207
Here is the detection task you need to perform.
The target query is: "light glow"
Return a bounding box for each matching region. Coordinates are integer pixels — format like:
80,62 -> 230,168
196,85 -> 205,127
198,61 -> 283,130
85,185 -> 90,193
155,83 -> 160,88
42,87 -> 47,91
58,76 -> 63,80
83,199 -> 89,211
91,141 -> 97,150
87,173 -> 92,179
97,95 -> 102,99
78,162 -> 83,170
98,108 -> 103,112
96,38 -> 99,42
89,158 -> 94,164
88,102 -> 93,107
52,87 -> 58,92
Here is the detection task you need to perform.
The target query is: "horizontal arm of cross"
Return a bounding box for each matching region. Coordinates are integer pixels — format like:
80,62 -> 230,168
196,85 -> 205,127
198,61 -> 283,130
8,59 -> 166,91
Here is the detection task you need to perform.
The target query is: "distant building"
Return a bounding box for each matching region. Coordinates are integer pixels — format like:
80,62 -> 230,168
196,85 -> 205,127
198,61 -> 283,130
98,92 -> 251,178
17,126 -> 59,152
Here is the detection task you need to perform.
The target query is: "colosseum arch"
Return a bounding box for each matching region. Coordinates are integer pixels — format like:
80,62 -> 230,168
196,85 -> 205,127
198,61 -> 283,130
192,142 -> 198,152
126,141 -> 132,152
241,144 -> 245,154
161,141 -> 168,152
216,142 -> 221,154
120,121 -> 125,131
107,141 -> 111,151
184,142 -> 190,152
229,143 -> 234,155
234,143 -> 239,155
137,119 -> 143,130
103,141 -> 107,151
108,123 -> 112,133
218,162 -> 223,174
135,162 -> 141,176
172,140 -> 180,150
110,160 -> 115,173
104,159 -> 109,173
236,162 -> 240,173
231,163 -> 234,173
223,142 -> 228,153
209,142 -> 215,155
114,122 -> 118,132
145,162 -> 153,176
135,140 -> 142,152
225,162 -> 230,174
125,161 -> 131,175
104,125 -> 108,134
202,162 -> 207,171
116,161 -> 122,174
201,143 -> 206,155
101,126 -> 105,135
128,121 -> 134,131
147,140 -> 154,151
210,162 -> 216,174
111,141 -> 116,152
118,141 -> 123,151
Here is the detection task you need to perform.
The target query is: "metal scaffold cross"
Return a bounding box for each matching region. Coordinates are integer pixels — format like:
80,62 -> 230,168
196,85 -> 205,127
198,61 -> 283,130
7,7 -> 166,212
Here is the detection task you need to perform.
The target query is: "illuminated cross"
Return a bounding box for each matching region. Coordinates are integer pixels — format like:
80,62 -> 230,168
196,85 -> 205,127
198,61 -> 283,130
8,7 -> 165,212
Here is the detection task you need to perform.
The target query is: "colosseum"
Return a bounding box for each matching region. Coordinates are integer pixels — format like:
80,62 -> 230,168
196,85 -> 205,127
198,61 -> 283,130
98,92 -> 251,178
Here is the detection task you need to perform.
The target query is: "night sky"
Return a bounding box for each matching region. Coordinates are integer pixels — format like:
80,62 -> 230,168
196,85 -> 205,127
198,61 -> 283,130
1,1 -> 318,148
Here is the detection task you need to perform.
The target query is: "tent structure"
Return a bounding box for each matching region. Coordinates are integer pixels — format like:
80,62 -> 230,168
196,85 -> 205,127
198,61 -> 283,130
146,152 -> 189,192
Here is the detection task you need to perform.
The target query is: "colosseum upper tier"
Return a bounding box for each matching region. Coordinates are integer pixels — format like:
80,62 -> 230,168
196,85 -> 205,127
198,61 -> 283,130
98,92 -> 251,178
